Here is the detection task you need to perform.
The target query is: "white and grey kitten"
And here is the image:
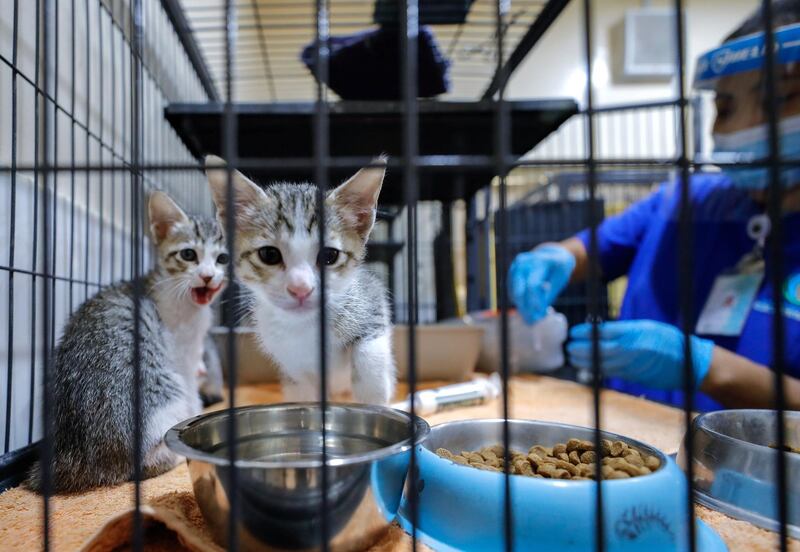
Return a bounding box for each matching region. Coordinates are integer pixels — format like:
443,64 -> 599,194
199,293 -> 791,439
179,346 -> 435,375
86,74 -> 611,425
205,156 -> 396,405
26,192 -> 228,493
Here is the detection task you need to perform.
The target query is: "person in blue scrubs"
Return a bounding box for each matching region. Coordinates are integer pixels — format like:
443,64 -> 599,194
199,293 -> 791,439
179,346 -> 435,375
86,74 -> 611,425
509,2 -> 800,411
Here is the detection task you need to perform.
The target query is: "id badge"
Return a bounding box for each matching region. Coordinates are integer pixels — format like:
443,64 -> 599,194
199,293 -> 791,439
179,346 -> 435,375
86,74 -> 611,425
696,270 -> 764,337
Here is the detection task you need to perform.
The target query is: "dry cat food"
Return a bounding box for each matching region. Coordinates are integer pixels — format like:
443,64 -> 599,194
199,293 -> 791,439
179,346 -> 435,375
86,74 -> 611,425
769,443 -> 800,454
436,438 -> 661,480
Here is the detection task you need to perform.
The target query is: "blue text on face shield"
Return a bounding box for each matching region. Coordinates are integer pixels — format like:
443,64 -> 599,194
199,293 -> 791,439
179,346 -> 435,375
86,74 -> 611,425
713,113 -> 800,190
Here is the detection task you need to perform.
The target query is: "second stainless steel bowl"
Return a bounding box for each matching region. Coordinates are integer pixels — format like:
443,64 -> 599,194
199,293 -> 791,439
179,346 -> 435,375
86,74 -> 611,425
679,409 -> 800,538
165,403 -> 430,552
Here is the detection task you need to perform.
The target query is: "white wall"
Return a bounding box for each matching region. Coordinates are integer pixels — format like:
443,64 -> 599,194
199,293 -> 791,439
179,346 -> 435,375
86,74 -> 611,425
509,0 -> 757,106
0,0 -> 211,454
508,0 -> 758,162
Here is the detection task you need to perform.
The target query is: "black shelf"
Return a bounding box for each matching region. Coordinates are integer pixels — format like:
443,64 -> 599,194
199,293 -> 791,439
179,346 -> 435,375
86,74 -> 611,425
164,99 -> 577,205
365,241 -> 405,265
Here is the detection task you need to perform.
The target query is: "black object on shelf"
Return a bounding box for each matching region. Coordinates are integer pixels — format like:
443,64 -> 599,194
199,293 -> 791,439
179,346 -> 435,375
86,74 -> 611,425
301,26 -> 450,100
164,100 -> 577,205
374,0 -> 476,25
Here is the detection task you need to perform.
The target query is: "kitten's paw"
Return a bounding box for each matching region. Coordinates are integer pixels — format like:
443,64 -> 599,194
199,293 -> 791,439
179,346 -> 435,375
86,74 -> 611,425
143,442 -> 182,478
352,379 -> 393,406
352,332 -> 396,405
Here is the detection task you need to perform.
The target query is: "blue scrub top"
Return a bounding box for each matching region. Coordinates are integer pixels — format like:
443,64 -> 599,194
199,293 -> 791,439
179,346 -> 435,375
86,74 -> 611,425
575,173 -> 800,411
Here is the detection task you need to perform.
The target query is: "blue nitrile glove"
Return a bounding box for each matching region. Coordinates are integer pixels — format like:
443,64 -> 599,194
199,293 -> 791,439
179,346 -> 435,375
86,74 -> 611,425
567,320 -> 715,390
509,244 -> 576,324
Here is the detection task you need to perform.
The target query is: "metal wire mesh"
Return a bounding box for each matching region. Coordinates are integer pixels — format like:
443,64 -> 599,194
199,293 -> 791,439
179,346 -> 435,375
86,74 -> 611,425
0,0 -> 794,551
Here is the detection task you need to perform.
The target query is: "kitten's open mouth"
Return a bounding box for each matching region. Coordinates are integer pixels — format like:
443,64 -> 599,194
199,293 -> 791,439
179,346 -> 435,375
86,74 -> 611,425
191,285 -> 222,305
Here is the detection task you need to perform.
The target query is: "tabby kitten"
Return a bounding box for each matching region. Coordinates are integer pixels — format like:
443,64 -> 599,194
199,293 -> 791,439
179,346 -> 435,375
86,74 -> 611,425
26,192 -> 228,493
205,156 -> 395,405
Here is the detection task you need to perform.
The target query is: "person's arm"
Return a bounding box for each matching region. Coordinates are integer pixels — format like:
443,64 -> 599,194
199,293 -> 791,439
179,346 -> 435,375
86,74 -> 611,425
568,320 -> 800,410
560,236 -> 590,284
509,186 -> 668,323
571,184 -> 669,284
701,346 -> 800,410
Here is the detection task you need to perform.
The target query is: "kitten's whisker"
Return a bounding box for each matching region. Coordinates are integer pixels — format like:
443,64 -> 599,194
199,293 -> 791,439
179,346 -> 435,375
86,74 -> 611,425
157,279 -> 186,300
149,276 -> 180,288
148,277 -> 185,295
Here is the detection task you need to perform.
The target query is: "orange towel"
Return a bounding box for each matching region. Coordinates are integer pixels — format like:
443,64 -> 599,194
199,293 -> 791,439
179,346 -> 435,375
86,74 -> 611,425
0,377 -> 796,551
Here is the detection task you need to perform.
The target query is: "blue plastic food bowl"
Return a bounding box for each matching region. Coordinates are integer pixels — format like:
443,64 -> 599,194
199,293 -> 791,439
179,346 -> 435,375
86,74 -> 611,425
397,419 -> 727,552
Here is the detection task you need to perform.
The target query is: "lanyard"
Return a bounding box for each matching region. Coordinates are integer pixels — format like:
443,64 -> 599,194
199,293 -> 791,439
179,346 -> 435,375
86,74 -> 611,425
738,213 -> 771,271
747,213 -> 770,252
695,213 -> 769,336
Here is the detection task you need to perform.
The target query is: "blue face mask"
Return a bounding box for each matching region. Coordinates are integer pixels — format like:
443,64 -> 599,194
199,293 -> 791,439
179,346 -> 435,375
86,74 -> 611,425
712,113 -> 800,190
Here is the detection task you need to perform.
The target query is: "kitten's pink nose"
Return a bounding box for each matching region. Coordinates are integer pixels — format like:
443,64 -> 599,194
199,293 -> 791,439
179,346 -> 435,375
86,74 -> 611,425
287,284 -> 313,302
201,275 -> 212,285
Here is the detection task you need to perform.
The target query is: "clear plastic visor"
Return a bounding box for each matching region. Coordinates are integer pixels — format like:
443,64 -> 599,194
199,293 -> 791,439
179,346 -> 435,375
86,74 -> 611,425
692,23 -> 800,165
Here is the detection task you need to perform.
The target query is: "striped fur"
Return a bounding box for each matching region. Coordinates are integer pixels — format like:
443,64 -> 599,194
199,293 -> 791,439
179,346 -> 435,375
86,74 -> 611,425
207,156 -> 396,404
25,193 -> 227,493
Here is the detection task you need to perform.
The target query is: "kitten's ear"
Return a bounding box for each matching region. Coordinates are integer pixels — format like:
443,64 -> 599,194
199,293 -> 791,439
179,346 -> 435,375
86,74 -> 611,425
205,155 -> 269,232
329,155 -> 386,238
148,191 -> 189,244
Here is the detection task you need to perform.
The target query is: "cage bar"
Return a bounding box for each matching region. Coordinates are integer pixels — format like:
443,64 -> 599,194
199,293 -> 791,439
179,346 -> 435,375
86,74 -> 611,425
672,0 -> 698,550
313,0 -> 331,548
0,1 -> 796,550
129,0 -> 145,550
40,0 -> 53,548
580,0 -> 605,550
492,1 -> 514,550
761,1 -> 790,550
223,1 -> 240,551
401,0 -> 420,549
4,0 -> 20,457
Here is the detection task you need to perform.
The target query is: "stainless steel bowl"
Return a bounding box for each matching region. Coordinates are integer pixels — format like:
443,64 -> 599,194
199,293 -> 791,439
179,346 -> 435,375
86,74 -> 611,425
165,403 -> 430,552
679,409 -> 800,538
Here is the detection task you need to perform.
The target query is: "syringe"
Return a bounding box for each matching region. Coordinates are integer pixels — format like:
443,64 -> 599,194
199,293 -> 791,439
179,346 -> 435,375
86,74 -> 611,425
392,373 -> 502,416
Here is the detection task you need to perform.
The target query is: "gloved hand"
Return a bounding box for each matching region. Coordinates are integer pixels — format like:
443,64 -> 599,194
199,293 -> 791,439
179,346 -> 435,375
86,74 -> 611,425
566,320 -> 715,390
509,244 -> 576,324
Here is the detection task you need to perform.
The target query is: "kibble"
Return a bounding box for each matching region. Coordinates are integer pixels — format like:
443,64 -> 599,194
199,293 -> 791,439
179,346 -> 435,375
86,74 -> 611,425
462,451 -> 483,463
769,444 -> 800,454
435,437 -> 661,481
529,445 -> 551,457
624,453 -> 644,468
644,455 -> 661,470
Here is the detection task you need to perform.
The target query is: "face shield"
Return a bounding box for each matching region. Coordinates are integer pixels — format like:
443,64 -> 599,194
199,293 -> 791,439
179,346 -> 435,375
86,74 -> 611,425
692,22 -> 800,191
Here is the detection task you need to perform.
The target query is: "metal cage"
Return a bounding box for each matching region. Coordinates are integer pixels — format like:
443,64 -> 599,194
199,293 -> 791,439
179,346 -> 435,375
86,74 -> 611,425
0,0 -> 794,550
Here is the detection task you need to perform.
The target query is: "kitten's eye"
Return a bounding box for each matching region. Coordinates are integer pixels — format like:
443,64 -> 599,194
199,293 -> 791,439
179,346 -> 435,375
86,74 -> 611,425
258,246 -> 283,265
216,253 -> 229,265
179,249 -> 197,262
318,247 -> 340,266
